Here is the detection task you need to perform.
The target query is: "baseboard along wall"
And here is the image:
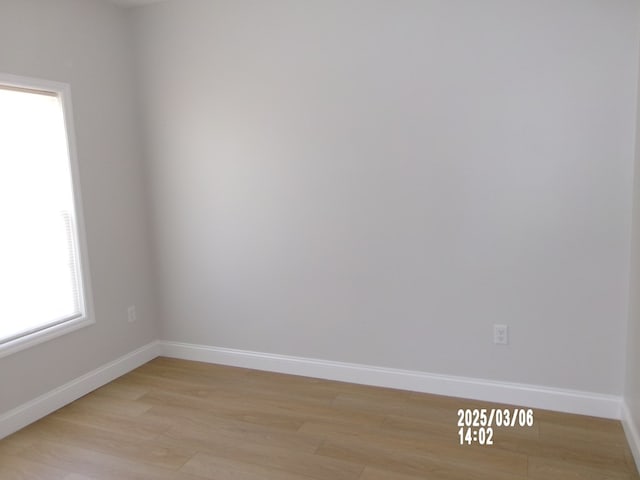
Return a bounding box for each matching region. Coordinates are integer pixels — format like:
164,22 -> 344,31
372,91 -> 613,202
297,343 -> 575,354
0,339 -> 634,466
622,402 -> 640,473
161,341 -> 621,419
0,341 -> 161,440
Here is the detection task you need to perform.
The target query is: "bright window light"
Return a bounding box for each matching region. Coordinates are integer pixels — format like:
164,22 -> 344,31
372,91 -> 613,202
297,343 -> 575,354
0,78 -> 91,353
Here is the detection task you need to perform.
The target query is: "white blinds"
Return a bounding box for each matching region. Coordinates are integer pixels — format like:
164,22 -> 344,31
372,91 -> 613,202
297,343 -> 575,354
0,86 -> 84,343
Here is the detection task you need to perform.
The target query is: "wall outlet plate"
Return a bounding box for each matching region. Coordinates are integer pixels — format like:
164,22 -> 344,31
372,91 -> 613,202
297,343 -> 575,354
494,324 -> 508,345
127,305 -> 137,323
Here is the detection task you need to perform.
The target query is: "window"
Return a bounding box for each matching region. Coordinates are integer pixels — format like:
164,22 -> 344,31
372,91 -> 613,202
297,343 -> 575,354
0,74 -> 93,357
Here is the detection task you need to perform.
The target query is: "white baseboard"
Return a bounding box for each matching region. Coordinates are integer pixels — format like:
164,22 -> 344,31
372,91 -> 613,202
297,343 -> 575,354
0,341 -> 161,440
0,339 -> 623,442
622,401 -> 640,473
160,341 -> 622,419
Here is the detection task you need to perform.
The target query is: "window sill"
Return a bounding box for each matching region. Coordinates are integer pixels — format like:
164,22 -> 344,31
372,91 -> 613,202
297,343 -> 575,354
0,316 -> 95,359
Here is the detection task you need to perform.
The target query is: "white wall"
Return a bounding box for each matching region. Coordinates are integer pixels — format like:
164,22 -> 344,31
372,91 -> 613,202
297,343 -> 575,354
625,35 -> 640,461
133,0 -> 640,395
0,0 -> 158,413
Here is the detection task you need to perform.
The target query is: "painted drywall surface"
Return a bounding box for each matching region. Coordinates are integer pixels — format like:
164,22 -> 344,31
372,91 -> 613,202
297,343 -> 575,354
134,0 -> 640,394
0,0 -> 158,412
625,42 -> 640,441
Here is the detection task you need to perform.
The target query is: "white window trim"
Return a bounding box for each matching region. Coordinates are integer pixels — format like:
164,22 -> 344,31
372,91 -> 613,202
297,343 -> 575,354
0,73 -> 95,359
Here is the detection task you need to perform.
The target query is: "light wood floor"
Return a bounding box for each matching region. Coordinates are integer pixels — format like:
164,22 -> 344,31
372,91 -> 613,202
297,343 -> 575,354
0,357 -> 637,479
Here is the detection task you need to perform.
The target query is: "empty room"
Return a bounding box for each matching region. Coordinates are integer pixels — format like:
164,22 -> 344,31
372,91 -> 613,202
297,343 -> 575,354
2,0 -> 640,478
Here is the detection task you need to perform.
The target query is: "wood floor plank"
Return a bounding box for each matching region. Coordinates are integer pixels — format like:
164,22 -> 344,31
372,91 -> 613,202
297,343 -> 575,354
138,388 -> 309,431
137,383 -> 386,431
142,404 -> 325,453
63,474 -> 100,480
315,435 -> 528,480
358,466 -> 426,480
528,455 -> 640,480
0,357 -> 636,480
0,454 -> 70,480
90,381 -> 149,401
17,416 -> 195,470
181,452 -> 322,480
51,406 -> 169,441
63,394 -> 153,418
6,439 -> 203,480
155,428 -> 365,480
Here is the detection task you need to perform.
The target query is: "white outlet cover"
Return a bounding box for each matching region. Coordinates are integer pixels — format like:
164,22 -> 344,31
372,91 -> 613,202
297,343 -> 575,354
493,324 -> 508,345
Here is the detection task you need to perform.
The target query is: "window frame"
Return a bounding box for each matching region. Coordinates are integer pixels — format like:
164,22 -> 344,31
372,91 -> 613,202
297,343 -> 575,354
0,73 -> 95,358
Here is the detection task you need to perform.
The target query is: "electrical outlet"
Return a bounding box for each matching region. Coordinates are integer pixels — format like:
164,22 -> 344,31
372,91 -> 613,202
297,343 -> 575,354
127,305 -> 137,323
493,324 -> 508,345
